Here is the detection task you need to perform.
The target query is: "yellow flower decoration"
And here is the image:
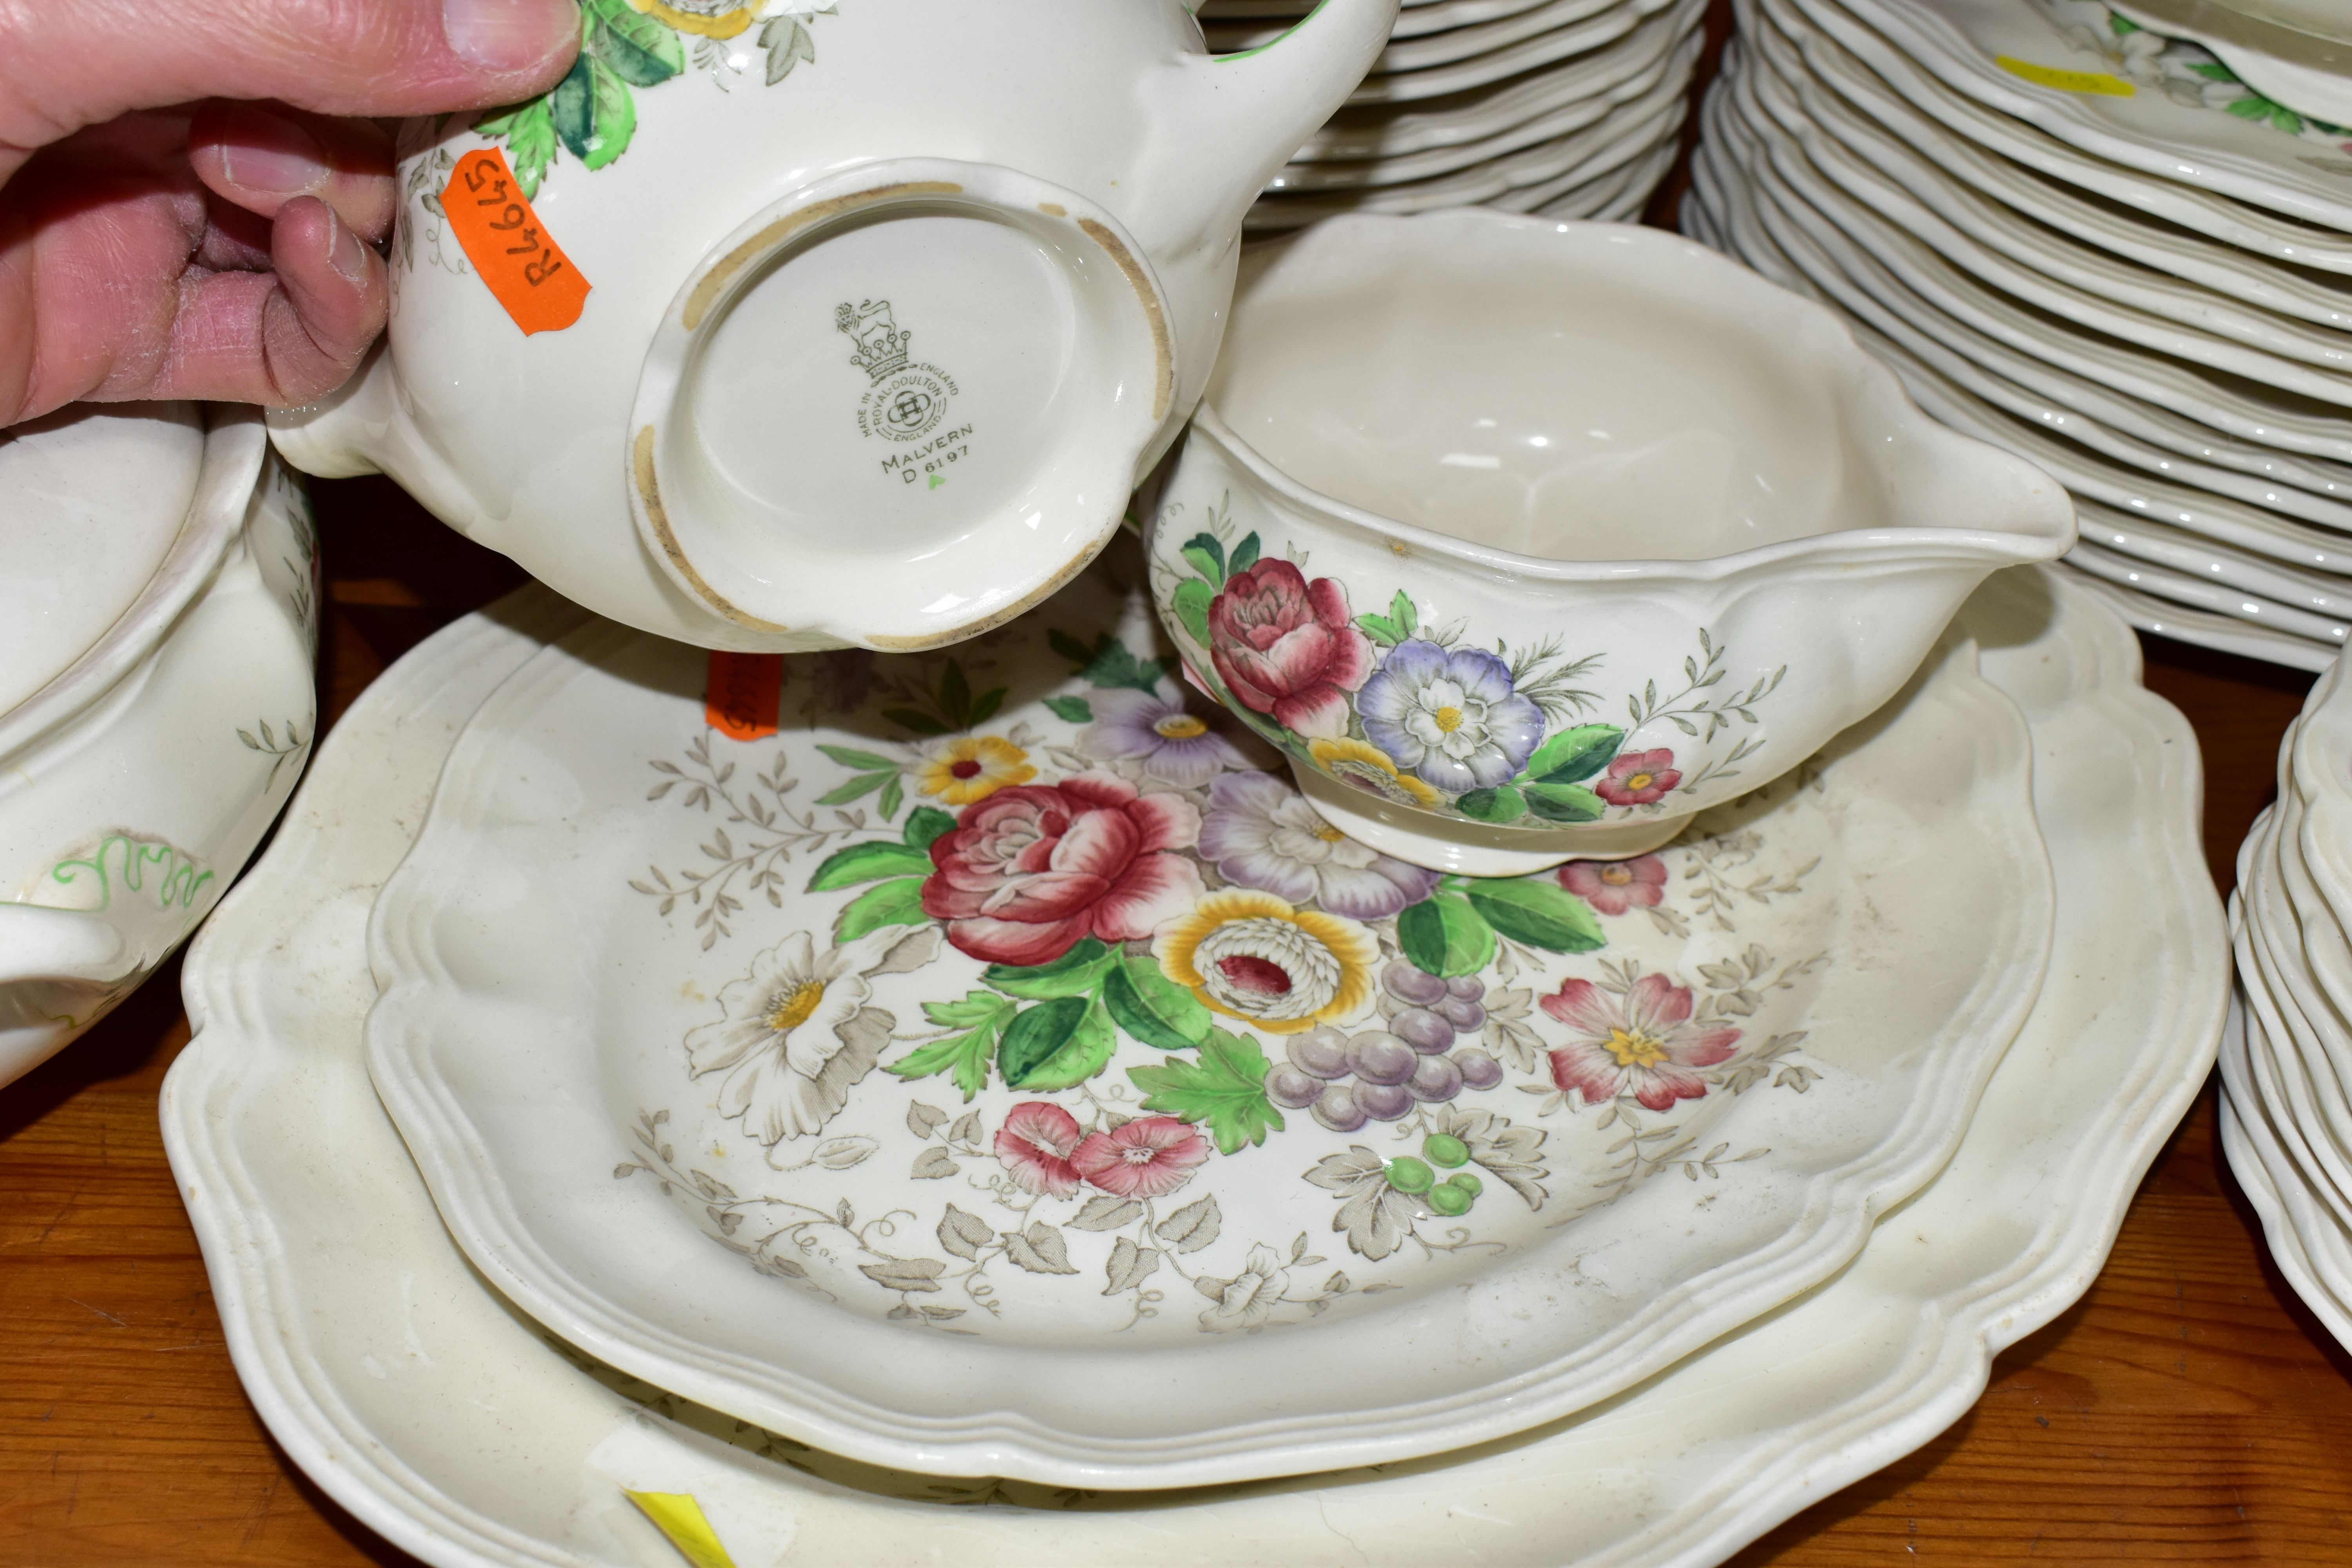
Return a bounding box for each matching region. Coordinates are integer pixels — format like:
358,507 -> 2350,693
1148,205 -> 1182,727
1155,889 -> 1378,1036
916,736 -> 1035,806
632,0 -> 756,38
1308,737 -> 1441,809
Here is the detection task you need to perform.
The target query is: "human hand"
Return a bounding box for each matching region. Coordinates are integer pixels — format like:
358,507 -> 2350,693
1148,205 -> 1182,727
0,0 -> 582,425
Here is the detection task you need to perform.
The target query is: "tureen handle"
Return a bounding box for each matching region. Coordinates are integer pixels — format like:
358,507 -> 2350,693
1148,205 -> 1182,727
0,904 -> 128,987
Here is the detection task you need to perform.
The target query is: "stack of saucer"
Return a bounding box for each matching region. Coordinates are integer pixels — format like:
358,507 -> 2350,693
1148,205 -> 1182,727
1206,0 -> 1711,228
2223,651 -> 2352,1352
1681,0 -> 2352,671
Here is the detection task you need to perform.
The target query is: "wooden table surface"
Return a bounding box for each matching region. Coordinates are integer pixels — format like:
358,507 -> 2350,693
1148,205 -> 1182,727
11,30 -> 2352,1555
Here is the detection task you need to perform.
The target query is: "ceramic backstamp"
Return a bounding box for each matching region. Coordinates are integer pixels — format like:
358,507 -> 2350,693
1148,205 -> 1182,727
613,566 -> 1831,1341
1145,492 -> 1786,837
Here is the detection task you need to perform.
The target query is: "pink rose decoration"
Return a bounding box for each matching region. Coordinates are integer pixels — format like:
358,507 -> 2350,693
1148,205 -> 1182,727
1559,854 -> 1669,916
1540,972 -> 1739,1112
1073,1116 -> 1209,1199
1206,559 -> 1374,740
922,772 -> 1205,967
1593,748 -> 1682,807
996,1103 -> 1085,1198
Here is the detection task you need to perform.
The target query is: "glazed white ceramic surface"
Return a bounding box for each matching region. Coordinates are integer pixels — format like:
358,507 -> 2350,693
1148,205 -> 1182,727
362,549 -> 2051,1488
1151,211 -> 2071,873
2112,0 -> 2352,124
1345,0 -> 1681,103
1688,56 -> 2352,670
1704,87 -> 2352,608
164,563 -> 2224,1568
1285,0 -> 1702,162
1748,7 -> 2352,335
0,407 -> 318,1087
1264,14 -> 1698,190
269,0 -> 1396,655
2221,1005 -> 2352,1353
1735,35 -> 2352,387
1809,0 -> 2352,229
1769,0 -> 2352,273
0,403 -> 204,715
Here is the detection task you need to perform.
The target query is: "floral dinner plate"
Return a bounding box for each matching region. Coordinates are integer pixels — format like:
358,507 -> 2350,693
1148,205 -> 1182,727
363,549 -> 2051,1488
166,566 -> 2219,1566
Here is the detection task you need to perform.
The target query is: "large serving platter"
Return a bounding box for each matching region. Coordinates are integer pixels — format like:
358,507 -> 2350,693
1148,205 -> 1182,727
165,563 -> 2222,1566
361,552 -> 2050,1488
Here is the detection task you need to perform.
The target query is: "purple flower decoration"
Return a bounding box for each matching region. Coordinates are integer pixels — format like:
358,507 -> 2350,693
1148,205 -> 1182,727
1077,682 -> 1251,789
809,648 -> 876,713
1198,772 -> 1439,920
1356,639 -> 1544,795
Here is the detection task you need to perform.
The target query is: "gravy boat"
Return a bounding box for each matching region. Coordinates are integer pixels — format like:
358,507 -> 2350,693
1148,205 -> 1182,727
1147,211 -> 2076,875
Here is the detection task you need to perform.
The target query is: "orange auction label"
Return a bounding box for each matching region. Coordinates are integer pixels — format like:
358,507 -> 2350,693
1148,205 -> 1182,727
441,149 -> 591,335
705,651 -> 783,741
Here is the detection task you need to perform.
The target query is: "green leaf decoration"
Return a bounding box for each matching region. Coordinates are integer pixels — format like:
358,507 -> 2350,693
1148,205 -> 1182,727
1127,1029 -> 1284,1154
922,991 -> 1016,1031
550,55 -> 636,172
1103,953 -> 1213,1051
984,938 -> 1115,1001
583,0 -> 684,86
902,806 -> 956,849
1227,532 -> 1262,577
760,13 -> 815,83
1180,533 -> 1226,586
969,686 -> 1007,726
1044,695 -> 1094,724
998,996 -> 1116,1091
1049,631 -> 1168,693
1462,878 -> 1606,955
480,98 -> 558,198
1355,613 -> 1403,648
877,773 -> 903,822
939,661 -> 973,729
1172,580 -> 1214,650
833,877 -> 928,942
1524,724 -> 1624,785
816,744 -> 898,771
1456,786 -> 1526,824
1388,590 -> 1419,639
808,840 -> 932,891
815,771 -> 893,807
883,706 -> 948,735
1522,782 -> 1606,824
894,992 -> 1014,1100
1396,891 -> 1497,977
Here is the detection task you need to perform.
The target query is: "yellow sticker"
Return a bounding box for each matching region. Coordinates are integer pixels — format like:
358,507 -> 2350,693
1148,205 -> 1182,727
624,1491 -> 737,1568
1996,55 -> 2136,96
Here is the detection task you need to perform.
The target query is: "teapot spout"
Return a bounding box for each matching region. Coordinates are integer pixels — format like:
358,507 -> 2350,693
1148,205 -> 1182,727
1142,0 -> 1399,249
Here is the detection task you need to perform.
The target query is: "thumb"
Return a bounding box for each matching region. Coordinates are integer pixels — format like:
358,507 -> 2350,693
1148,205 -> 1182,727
0,0 -> 581,152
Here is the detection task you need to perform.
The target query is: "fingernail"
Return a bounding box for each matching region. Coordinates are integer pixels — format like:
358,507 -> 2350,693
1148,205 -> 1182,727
324,209 -> 369,285
219,108 -> 329,197
444,0 -> 577,73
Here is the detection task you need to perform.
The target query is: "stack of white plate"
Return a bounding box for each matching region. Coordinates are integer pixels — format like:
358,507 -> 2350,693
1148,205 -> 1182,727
166,547 -> 2229,1567
2223,650 -> 2352,1352
1681,0 -> 2352,672
1205,0 -> 1711,228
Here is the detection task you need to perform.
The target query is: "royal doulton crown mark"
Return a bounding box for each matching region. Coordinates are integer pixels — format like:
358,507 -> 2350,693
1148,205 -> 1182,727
835,299 -> 912,383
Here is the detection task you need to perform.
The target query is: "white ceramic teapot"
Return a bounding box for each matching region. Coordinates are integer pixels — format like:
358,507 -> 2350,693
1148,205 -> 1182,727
271,0 -> 1397,652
